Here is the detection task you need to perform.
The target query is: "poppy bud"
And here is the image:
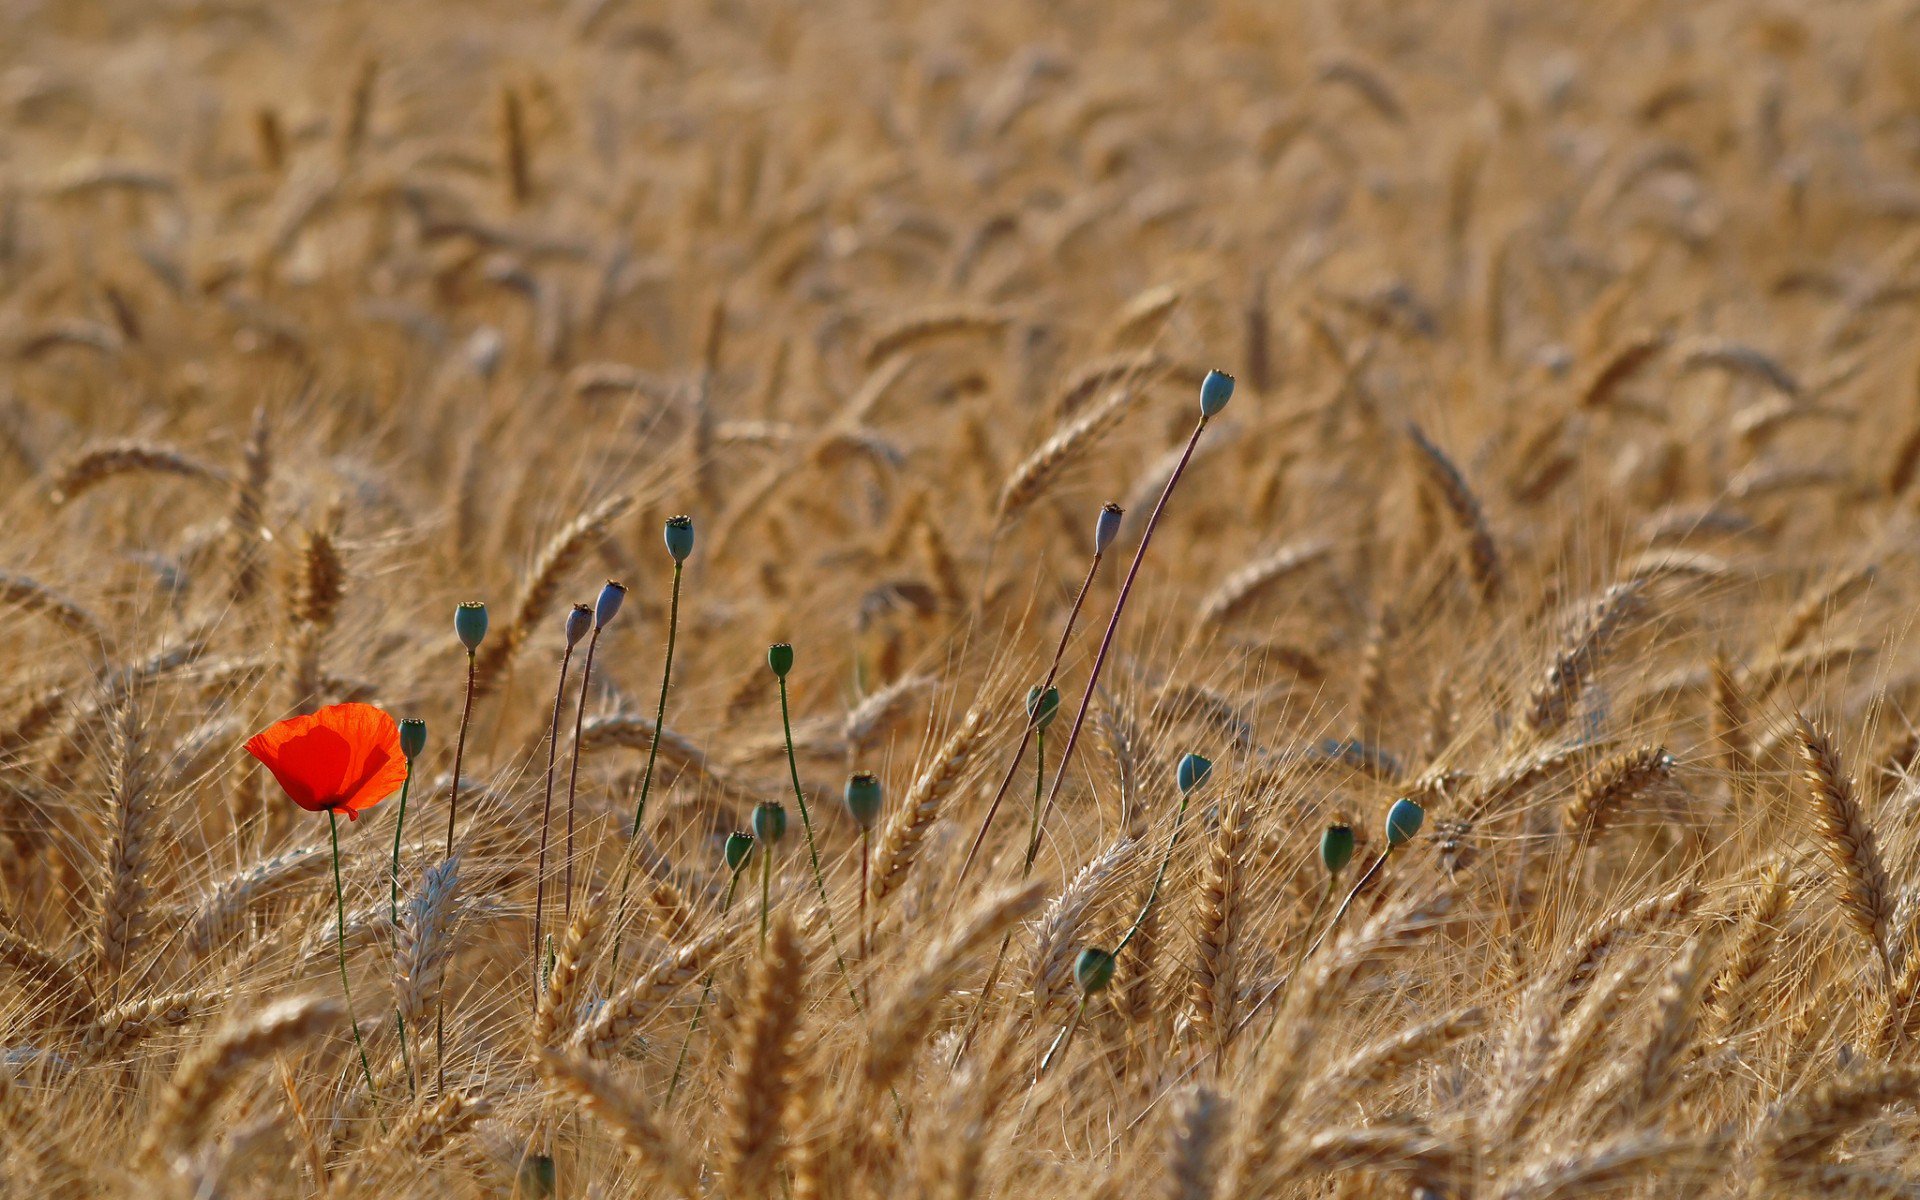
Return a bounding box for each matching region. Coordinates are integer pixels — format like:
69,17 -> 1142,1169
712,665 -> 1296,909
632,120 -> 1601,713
1320,824 -> 1354,877
767,642 -> 794,679
594,580 -> 627,628
664,514 -> 695,563
455,602 -> 489,652
725,830 -> 754,872
1199,369 -> 1235,417
1074,947 -> 1116,994
1095,502 -> 1124,555
752,801 -> 787,845
1177,752 -> 1213,796
1385,797 -> 1425,847
399,718 -> 427,761
844,773 -> 883,830
565,604 -> 592,648
1026,686 -> 1061,731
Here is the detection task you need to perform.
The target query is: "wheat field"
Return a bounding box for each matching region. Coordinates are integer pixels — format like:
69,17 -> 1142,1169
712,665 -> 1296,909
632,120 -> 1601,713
5,0 -> 1920,1195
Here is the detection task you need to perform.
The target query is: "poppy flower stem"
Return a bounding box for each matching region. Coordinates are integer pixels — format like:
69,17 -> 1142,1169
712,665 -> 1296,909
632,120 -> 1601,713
1039,994 -> 1089,1080
949,729 -> 1049,1071
1114,786 -> 1195,956
563,626 -> 606,923
1281,878 -> 1339,1001
438,649 -> 478,1100
395,1013 -> 414,1098
388,759 -> 417,1097
774,672 -> 863,1009
956,550 -> 1103,888
759,839 -> 773,949
664,867 -> 741,1109
446,650 -> 476,858
389,762 -> 413,925
1319,849 -> 1393,951
752,833 -> 775,944
533,639 -> 579,1006
1029,415 -> 1212,867
1249,848 -> 1396,1051
607,560 -> 683,982
1023,731 -> 1046,872
329,809 -> 379,1105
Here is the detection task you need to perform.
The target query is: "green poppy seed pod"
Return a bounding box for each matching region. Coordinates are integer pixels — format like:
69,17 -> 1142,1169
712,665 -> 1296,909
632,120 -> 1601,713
1177,752 -> 1213,796
844,772 -> 883,830
724,830 -> 755,872
1385,797 -> 1425,848
1094,502 -> 1124,555
1074,947 -> 1117,994
664,514 -> 695,563
1320,824 -> 1354,877
1026,685 -> 1061,731
517,1154 -> 557,1199
767,642 -> 794,679
455,601 -> 488,652
398,718 -> 427,761
752,801 -> 787,845
594,580 -> 627,628
1199,369 -> 1235,416
565,603 -> 592,648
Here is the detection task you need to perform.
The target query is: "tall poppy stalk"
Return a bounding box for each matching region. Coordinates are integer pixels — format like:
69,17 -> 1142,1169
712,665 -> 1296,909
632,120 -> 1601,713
664,830 -> 752,1108
609,517 -> 693,981
245,702 -> 409,1106
534,604 -> 591,1006
389,717 -> 426,1092
564,581 -> 626,920
955,501 -> 1121,887
330,809 -> 379,1102
442,601 -> 488,1095
767,642 -> 860,1006
1028,371 -> 1234,864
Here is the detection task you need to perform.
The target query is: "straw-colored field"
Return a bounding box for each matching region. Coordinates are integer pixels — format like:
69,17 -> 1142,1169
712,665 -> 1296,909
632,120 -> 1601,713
6,1 -> 1920,1195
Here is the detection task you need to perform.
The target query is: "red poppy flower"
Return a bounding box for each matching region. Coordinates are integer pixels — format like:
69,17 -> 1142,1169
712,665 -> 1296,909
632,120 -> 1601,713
245,703 -> 408,821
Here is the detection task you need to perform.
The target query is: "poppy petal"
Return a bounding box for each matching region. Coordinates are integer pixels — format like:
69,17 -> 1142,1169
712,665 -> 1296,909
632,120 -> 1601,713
246,702 -> 406,817
339,743 -> 409,815
321,703 -> 405,816
262,725 -> 354,811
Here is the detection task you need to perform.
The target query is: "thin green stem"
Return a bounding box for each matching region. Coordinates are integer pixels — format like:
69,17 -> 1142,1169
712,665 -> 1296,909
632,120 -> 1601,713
776,673 -> 861,1009
859,830 -> 870,964
951,729 -> 1049,1070
563,626 -> 606,924
665,869 -> 741,1108
330,810 -> 378,1104
439,650 -> 477,1098
1024,731 -> 1046,873
759,843 -> 773,949
534,643 -> 576,1007
1039,994 -> 1088,1079
1021,732 -> 1048,876
608,563 -> 682,982
388,763 -> 413,925
1284,878 -> 1337,990
1114,789 -> 1193,956
445,652 -> 476,857
1251,849 -> 1395,1050
1322,850 -> 1391,946
395,1012 -> 414,1098
388,760 -> 416,1097
955,553 -> 1103,887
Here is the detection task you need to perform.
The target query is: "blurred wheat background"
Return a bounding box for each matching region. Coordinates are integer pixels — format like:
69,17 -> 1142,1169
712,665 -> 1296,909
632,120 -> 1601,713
6,0 -> 1920,1195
